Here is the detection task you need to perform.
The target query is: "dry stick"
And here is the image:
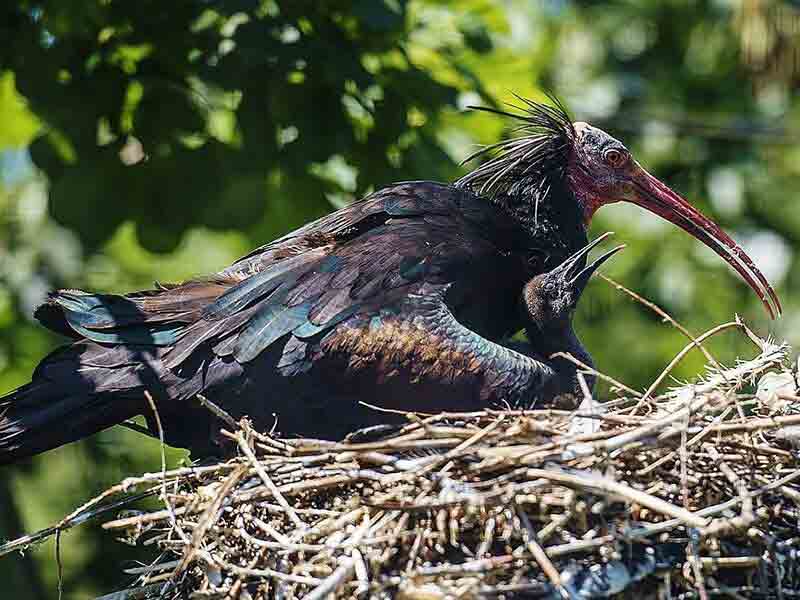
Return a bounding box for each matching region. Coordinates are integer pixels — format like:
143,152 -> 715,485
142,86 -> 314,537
103,473 -> 368,531
537,508 -> 574,544
296,506 -> 366,543
576,371 -> 594,405
302,514 -> 371,600
6,399 -> 208,583
346,514 -> 373,598
595,394 -> 709,455
680,394 -> 691,510
287,428 -> 431,454
172,464 -> 248,576
707,413 -> 800,434
516,506 -> 569,599
195,393 -> 239,430
225,545 -> 266,599
445,416 -> 504,463
352,548 -> 369,599
123,560 -> 183,577
410,554 -> 516,576
1,413 -> 226,556
700,557 -> 761,570
658,341 -> 785,404
303,556 -> 356,600
629,321 -> 743,414
599,274 -> 719,369
212,557 -> 321,586
55,530 -> 63,600
236,430 -> 306,529
250,515 -> 292,546
477,516 -> 497,558
358,400 -> 431,418
94,583 -> 168,600
542,464 -> 769,560
639,405 -> 735,475
0,487 -> 159,557
703,446 -> 754,537
142,391 -> 191,594
686,534 -> 710,600
240,529 -> 427,554
144,392 -> 191,549
524,468 -> 708,528
628,464 -> 800,542
608,294 -> 763,464
549,352 -> 641,398
410,416 -> 505,480
145,393 -> 166,483
414,408 -> 645,424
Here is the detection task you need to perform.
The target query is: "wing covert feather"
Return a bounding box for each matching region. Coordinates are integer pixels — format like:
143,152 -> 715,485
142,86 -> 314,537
190,183 -> 516,365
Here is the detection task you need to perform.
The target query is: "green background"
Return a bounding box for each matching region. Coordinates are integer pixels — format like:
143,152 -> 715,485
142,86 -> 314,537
1,1 -> 798,597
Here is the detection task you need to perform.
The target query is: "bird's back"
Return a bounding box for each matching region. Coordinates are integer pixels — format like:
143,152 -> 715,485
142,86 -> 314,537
4,181 -> 566,459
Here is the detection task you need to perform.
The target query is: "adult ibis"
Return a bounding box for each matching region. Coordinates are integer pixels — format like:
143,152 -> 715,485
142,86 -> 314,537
0,97 -> 780,463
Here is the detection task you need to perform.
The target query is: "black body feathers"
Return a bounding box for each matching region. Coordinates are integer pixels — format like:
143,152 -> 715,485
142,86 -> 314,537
1,100 -> 591,463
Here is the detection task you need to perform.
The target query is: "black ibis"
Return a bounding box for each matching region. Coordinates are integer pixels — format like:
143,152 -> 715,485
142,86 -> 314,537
0,97 -> 780,463
512,232 -> 625,407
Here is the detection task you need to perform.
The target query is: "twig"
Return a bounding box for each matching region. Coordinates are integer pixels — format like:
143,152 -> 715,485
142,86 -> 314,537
173,464 -> 247,576
516,506 -> 569,599
630,321 -> 743,413
639,405 -> 735,475
599,274 -> 719,368
0,488 -> 159,557
549,352 -> 641,397
524,468 -> 708,528
302,558 -> 355,599
144,392 -> 190,548
236,429 -> 306,529
195,393 -> 238,430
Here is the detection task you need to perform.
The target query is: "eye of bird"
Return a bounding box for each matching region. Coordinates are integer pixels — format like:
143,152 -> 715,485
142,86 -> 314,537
603,148 -> 626,168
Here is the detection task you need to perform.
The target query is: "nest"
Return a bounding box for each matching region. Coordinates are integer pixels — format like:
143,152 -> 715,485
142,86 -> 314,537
5,320 -> 800,599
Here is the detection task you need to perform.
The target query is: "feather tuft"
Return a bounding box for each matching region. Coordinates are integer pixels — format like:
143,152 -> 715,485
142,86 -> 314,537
456,94 -> 575,198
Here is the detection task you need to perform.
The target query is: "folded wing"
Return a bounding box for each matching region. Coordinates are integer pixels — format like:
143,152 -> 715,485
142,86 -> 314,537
34,183 -> 515,378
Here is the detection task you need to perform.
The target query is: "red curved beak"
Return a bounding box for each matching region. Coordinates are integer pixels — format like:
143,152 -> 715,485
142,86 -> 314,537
628,168 -> 781,319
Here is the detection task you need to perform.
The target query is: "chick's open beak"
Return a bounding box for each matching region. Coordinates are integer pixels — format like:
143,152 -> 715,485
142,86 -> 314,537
556,232 -> 625,295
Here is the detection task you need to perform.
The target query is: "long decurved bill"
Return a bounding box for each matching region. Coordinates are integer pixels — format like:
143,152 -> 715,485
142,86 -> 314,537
629,168 -> 781,319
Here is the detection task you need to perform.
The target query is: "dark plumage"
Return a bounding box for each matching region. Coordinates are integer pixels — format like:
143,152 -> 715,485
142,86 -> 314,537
457,94 -> 575,199
515,232 -> 624,406
0,96 -> 779,464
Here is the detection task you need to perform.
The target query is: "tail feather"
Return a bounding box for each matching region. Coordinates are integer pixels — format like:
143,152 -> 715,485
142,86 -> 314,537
2,278 -> 240,466
0,381 -> 141,465
33,280 -> 233,341
0,381 -> 144,465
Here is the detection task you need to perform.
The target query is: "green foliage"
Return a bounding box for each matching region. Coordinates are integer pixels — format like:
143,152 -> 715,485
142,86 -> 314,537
1,1 -> 799,598
1,0 -> 488,253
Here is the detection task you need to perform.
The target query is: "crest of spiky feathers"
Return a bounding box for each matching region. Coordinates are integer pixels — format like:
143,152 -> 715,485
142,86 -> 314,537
456,95 -> 575,198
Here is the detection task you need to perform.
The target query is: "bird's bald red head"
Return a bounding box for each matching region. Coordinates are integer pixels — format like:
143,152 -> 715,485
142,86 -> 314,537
456,97 -> 780,318
565,121 -> 781,318
566,122 -> 635,222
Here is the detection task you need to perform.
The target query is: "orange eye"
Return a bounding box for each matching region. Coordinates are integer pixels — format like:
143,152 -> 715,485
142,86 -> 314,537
604,148 -> 626,168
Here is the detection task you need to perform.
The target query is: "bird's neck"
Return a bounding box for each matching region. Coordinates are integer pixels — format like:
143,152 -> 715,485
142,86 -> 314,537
529,323 -> 591,366
489,174 -> 587,252
526,321 -> 594,399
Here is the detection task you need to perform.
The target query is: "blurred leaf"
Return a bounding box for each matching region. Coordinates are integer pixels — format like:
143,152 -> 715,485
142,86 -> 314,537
0,73 -> 39,148
352,0 -> 407,32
